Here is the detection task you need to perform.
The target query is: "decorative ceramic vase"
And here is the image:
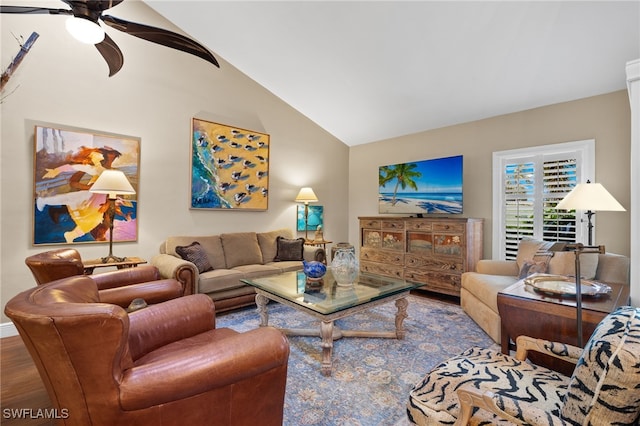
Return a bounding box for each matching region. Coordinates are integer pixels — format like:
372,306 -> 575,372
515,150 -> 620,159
303,260 -> 327,283
331,247 -> 359,286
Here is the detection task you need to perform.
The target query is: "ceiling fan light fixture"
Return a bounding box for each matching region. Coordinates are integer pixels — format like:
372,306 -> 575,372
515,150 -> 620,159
66,16 -> 105,45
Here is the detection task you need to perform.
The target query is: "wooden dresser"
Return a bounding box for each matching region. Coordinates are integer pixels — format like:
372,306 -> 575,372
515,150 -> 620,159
358,216 -> 483,297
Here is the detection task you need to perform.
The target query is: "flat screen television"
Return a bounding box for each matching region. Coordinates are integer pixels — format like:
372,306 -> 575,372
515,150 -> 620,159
378,155 -> 463,215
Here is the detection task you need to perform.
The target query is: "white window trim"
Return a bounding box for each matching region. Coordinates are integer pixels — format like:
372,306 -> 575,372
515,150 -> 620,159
492,139 -> 595,259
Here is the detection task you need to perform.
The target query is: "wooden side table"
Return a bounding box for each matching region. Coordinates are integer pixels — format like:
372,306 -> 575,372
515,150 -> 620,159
83,257 -> 147,274
497,279 -> 629,375
305,239 -> 332,251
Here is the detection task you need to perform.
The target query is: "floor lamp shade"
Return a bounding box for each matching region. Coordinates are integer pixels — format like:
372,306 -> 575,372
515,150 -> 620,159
295,187 -> 318,204
556,181 -> 625,245
556,182 -> 625,212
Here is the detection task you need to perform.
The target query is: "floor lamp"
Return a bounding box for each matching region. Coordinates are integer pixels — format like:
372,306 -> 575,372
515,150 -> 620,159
556,180 -> 625,245
295,187 -> 318,241
89,169 -> 136,263
554,181 -> 625,346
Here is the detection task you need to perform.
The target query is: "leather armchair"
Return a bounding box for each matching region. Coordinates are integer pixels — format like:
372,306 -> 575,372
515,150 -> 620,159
25,248 -> 184,307
5,276 -> 290,426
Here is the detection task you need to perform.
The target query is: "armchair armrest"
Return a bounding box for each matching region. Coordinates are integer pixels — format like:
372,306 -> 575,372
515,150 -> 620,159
120,326 -> 289,410
303,245 -> 326,263
90,265 -> 160,290
127,294 -> 215,360
476,259 -> 518,276
98,279 -> 183,307
455,385 -> 566,426
515,335 -> 582,364
150,253 -> 198,295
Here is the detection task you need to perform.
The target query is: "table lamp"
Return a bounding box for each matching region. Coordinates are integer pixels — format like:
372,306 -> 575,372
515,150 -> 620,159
554,180 -> 625,346
89,169 -> 136,263
295,187 -> 318,241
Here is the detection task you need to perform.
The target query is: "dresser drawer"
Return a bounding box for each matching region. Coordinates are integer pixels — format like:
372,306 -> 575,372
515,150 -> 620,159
360,261 -> 404,280
404,220 -> 432,231
404,268 -> 461,296
360,247 -> 404,265
381,220 -> 404,230
360,219 -> 381,229
432,222 -> 465,233
404,254 -> 464,273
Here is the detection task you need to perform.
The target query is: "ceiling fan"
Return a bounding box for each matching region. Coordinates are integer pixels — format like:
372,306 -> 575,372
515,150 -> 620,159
0,0 -> 220,77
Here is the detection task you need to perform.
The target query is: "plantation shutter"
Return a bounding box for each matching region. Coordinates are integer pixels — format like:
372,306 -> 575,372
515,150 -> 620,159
503,161 -> 535,260
542,156 -> 577,243
499,148 -> 583,261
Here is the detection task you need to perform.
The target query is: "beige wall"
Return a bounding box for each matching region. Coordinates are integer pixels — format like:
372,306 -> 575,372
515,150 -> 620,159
1,2 -> 633,327
0,2 -> 349,324
349,91 -> 631,259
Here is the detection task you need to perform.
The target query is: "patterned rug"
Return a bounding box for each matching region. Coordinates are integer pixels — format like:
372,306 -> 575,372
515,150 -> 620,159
216,294 -> 498,426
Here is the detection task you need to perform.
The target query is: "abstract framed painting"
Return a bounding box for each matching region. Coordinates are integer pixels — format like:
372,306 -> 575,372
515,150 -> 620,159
297,205 -> 324,232
33,124 -> 140,245
190,118 -> 270,210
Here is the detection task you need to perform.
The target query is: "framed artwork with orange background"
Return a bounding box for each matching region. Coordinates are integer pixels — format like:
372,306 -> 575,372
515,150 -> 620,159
190,118 -> 269,210
33,124 -> 140,245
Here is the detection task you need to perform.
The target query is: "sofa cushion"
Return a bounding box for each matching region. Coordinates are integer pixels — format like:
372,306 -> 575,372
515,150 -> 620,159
461,273 -> 518,313
233,264 -> 283,278
221,232 -> 264,268
408,346 -> 569,424
257,228 -> 293,263
197,269 -> 246,294
175,242 -> 214,273
165,235 -> 226,270
274,236 -> 305,261
265,261 -> 304,273
548,252 -> 598,279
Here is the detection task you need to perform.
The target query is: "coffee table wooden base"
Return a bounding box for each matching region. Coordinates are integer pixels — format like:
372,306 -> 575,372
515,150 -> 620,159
255,291 -> 409,376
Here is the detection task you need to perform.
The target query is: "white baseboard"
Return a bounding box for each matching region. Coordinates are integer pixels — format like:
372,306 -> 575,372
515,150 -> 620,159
1,321 -> 18,338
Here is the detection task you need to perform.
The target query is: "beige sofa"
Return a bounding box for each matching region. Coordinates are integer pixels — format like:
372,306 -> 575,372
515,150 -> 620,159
151,229 -> 325,312
461,238 -> 630,343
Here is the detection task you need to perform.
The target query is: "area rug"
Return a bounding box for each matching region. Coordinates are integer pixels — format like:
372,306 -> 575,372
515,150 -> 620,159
216,295 -> 498,426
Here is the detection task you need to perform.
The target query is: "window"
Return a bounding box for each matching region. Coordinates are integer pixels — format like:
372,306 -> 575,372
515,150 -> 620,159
492,140 -> 595,260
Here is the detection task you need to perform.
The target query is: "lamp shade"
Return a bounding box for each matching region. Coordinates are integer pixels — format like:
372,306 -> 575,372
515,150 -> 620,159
66,16 -> 105,44
295,187 -> 318,204
90,170 -> 135,198
556,182 -> 625,212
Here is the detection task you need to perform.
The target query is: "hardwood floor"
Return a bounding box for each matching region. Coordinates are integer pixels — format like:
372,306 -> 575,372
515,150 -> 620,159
0,289 -> 457,425
1,336 -> 52,426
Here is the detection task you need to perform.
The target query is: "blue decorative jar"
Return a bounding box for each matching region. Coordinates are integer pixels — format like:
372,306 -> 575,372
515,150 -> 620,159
303,260 -> 327,282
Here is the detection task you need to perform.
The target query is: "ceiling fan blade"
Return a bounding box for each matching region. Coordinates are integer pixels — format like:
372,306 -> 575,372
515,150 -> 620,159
95,32 -> 124,77
0,6 -> 72,15
100,14 -> 219,68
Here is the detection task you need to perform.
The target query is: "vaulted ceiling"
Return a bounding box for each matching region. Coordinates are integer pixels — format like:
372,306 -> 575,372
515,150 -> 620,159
145,1 -> 640,146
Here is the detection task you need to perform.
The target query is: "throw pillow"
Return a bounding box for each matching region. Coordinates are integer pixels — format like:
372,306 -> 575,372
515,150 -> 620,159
257,228 -> 293,263
518,260 -> 549,279
274,236 -> 305,261
175,241 -> 214,273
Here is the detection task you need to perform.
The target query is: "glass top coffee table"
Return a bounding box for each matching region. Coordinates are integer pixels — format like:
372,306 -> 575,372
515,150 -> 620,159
241,269 -> 421,376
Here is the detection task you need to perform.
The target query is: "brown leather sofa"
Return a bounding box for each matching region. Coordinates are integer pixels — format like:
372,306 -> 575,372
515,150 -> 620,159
5,275 -> 290,426
25,248 -> 184,307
